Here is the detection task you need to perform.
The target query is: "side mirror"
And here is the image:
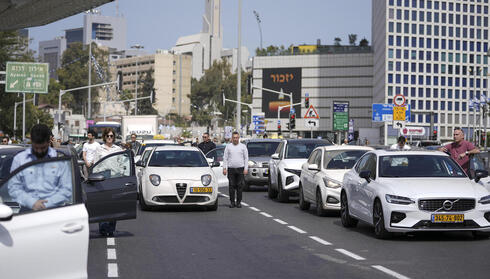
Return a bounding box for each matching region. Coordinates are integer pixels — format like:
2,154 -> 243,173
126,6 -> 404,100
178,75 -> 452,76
359,170 -> 371,183
87,173 -> 105,183
211,161 -> 221,168
135,160 -> 145,167
308,164 -> 320,171
271,153 -> 280,160
474,170 -> 489,183
0,204 -> 13,221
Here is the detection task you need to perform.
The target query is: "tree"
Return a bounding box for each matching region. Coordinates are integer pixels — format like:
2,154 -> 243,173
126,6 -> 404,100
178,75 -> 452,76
136,69 -> 158,115
334,37 -> 342,46
255,44 -> 293,56
348,34 -> 358,46
359,38 -> 369,47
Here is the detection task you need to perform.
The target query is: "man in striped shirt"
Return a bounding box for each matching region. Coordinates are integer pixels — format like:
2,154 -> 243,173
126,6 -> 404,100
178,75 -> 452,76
223,132 -> 248,208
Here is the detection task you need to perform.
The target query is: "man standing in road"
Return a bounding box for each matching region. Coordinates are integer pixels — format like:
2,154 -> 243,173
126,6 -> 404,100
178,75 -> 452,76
223,131 -> 248,208
82,130 -> 100,171
439,128 -> 479,175
198,132 -> 216,155
129,133 -> 141,154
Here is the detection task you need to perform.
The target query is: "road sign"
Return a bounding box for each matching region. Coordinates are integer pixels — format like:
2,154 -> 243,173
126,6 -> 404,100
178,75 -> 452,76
393,120 -> 406,130
252,114 -> 265,134
304,105 -> 320,119
393,94 -> 406,107
6,62 -> 49,93
400,126 -> 426,136
304,119 -> 319,128
372,104 -> 411,122
393,106 -> 406,121
333,101 -> 349,131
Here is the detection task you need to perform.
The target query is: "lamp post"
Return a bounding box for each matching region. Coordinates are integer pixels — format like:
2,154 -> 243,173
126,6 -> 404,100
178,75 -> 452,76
131,44 -> 144,115
253,10 -> 263,50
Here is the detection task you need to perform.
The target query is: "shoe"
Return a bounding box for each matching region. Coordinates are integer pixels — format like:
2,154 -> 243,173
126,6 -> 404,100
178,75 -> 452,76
236,203 -> 242,208
229,203 -> 236,208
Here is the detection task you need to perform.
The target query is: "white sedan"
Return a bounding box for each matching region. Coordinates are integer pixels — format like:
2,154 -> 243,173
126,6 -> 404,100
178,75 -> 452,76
299,145 -> 373,216
138,146 -> 219,210
341,150 -> 490,239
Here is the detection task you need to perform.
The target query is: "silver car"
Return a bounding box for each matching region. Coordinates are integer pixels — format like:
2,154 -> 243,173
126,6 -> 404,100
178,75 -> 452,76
243,139 -> 281,191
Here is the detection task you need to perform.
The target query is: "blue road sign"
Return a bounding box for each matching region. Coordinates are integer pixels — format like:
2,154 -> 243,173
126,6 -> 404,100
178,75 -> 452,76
372,103 -> 411,122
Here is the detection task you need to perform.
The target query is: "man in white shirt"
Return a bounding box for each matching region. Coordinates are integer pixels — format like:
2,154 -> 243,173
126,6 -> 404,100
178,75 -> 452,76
83,130 -> 101,169
391,136 -> 411,150
223,132 -> 248,208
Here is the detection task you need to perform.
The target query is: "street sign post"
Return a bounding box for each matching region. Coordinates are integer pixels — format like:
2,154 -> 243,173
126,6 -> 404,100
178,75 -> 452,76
304,105 -> 320,119
333,102 -> 349,131
6,62 -> 49,93
372,104 -> 411,122
304,119 -> 319,128
252,114 -> 265,135
393,106 -> 407,121
393,94 -> 406,107
304,104 -> 320,138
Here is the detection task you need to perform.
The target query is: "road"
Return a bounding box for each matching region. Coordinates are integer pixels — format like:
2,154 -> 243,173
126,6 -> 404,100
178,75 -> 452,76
88,186 -> 490,279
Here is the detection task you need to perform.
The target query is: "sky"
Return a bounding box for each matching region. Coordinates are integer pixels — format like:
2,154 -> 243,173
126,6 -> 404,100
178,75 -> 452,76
28,0 -> 372,57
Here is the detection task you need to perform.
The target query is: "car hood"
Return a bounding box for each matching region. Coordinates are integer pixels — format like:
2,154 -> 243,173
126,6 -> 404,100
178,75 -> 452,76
323,169 -> 350,183
146,166 -> 211,181
379,177 -> 489,199
282,159 -> 308,170
249,156 -> 272,164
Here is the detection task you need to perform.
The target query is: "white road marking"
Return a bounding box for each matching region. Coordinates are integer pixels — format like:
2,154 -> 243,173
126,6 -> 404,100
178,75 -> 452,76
335,248 -> 366,261
371,265 -> 411,279
288,226 -> 307,234
260,212 -> 273,218
107,237 -> 115,246
108,263 -> 118,277
107,248 -> 117,260
219,192 -> 229,198
249,206 -> 260,212
241,202 -> 249,206
273,218 -> 288,225
309,236 -> 332,246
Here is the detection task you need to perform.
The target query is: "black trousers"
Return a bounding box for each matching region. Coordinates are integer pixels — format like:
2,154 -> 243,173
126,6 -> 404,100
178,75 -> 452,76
227,167 -> 244,204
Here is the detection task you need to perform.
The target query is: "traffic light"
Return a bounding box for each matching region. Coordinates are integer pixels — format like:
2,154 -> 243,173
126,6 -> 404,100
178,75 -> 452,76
290,113 -> 296,129
305,93 -> 309,108
432,130 -> 437,140
277,122 -> 282,135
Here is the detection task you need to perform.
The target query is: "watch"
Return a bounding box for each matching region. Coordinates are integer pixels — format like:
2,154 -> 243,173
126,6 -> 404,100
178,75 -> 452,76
465,151 -> 469,155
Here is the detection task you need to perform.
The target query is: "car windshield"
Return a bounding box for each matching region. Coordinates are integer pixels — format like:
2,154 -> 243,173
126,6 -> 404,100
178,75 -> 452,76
247,142 -> 280,157
323,150 -> 369,170
0,153 -> 15,182
148,150 -> 209,167
285,141 -> 329,159
137,143 -> 177,156
379,155 -> 467,178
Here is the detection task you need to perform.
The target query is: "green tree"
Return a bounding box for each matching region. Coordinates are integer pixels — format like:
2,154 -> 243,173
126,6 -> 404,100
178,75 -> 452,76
255,45 -> 293,56
348,34 -> 358,46
334,37 -> 342,46
137,69 -> 158,115
38,78 -> 73,107
359,38 -> 369,47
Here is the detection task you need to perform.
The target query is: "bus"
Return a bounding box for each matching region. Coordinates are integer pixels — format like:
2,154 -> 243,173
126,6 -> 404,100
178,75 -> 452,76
88,121 -> 122,140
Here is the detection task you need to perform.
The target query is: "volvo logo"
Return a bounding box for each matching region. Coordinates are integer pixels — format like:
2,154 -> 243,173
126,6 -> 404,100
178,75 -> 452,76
443,200 -> 454,211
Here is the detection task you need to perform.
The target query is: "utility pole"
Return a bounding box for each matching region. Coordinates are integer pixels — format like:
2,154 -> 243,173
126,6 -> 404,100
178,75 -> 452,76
131,44 -> 144,115
236,0 -> 242,132
88,42 -> 92,120
253,10 -> 263,49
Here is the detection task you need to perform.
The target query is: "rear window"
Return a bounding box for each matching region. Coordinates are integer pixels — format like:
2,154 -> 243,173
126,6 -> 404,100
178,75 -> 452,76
148,150 -> 208,167
323,150 -> 369,170
285,141 -> 329,159
247,142 -> 280,157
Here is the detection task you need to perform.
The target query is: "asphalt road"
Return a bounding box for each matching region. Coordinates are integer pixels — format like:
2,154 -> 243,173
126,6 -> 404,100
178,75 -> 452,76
88,185 -> 490,279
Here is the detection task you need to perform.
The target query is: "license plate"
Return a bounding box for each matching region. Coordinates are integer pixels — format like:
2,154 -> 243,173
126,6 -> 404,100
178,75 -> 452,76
190,187 -> 213,193
431,214 -> 464,223
264,169 -> 269,174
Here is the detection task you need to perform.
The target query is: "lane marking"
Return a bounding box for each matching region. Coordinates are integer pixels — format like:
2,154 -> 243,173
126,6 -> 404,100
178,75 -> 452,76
309,236 -> 332,246
260,212 -> 273,218
314,253 -> 347,264
371,265 -> 411,279
273,218 -> 288,225
335,248 -> 366,261
107,237 -> 115,246
108,263 -> 118,277
288,226 -> 307,234
249,206 -> 260,212
241,202 -> 249,206
107,248 -> 117,260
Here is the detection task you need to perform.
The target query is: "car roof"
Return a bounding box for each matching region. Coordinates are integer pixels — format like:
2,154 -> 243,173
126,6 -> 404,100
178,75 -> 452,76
244,139 -> 282,143
369,149 -> 449,156
154,145 -> 202,152
320,145 -> 375,151
285,138 -> 333,144
0,146 -> 26,155
142,140 -> 176,144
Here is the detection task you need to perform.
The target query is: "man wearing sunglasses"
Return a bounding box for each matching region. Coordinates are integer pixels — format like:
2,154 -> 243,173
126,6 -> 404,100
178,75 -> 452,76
198,132 -> 216,155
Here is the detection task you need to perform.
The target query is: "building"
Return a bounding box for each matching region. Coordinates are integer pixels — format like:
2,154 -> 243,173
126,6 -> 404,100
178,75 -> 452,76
65,27 -> 83,47
373,0 -> 490,143
252,46 -> 374,141
83,11 -> 127,51
111,50 -> 192,117
38,36 -> 67,79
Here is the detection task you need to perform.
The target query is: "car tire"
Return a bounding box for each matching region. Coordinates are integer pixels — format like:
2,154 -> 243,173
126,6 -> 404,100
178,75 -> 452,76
341,192 -> 358,227
139,187 -> 152,211
277,174 -> 289,203
316,188 -> 328,217
206,199 -> 218,211
373,199 -> 392,239
267,172 -> 278,199
472,231 -> 490,239
298,184 -> 310,210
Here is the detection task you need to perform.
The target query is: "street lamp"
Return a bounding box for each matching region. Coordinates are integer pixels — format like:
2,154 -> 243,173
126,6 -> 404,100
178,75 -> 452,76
253,10 -> 263,50
131,44 -> 144,115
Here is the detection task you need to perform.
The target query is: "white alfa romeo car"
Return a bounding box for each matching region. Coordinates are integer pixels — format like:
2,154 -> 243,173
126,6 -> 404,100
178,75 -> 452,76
138,146 -> 219,211
341,150 -> 490,239
299,145 -> 373,216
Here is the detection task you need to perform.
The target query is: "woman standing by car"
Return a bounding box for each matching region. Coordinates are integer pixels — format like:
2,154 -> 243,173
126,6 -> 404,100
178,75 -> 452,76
95,128 -> 122,236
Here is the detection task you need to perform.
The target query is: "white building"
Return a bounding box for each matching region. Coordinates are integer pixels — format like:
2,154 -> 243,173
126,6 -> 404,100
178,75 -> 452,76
83,11 -> 127,51
373,0 -> 490,142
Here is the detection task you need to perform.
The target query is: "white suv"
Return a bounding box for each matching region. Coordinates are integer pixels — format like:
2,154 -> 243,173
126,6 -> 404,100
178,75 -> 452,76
268,139 -> 332,202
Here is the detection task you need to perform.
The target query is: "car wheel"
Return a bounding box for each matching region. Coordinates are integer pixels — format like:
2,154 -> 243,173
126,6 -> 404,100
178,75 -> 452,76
340,192 -> 358,227
277,174 -> 289,203
316,188 -> 328,217
472,231 -> 490,239
206,198 -> 218,211
267,172 -> 278,199
373,199 -> 392,239
298,183 -> 310,210
139,187 -> 152,211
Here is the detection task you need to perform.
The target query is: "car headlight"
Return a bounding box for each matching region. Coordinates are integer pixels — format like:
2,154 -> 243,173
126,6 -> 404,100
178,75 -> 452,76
149,174 -> 161,186
248,160 -> 257,167
201,174 -> 212,186
478,195 -> 490,205
284,168 -> 302,177
322,177 -> 341,188
385,194 -> 415,205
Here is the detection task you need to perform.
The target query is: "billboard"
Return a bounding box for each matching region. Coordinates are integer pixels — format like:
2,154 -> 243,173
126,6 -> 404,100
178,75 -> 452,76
262,68 -> 301,118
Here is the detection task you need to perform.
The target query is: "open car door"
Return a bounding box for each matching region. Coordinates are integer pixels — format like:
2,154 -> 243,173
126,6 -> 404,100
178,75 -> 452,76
82,150 -> 137,223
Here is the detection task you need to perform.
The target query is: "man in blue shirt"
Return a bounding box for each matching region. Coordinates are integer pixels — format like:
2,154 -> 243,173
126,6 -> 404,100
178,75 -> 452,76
9,124 -> 72,211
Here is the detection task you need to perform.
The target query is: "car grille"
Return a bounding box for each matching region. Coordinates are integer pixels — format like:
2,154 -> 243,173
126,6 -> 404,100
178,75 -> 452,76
184,196 -> 210,203
153,196 -> 179,203
176,183 -> 187,199
262,162 -> 269,168
418,199 -> 475,212
412,220 -> 480,229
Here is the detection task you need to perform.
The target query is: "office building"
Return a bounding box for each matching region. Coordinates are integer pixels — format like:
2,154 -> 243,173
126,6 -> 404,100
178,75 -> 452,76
38,36 -> 67,79
83,11 -> 127,51
65,27 -> 83,47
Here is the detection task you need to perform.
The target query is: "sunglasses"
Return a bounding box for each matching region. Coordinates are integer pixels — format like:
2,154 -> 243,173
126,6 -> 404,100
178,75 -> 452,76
106,134 -> 114,138
2,140 -> 7,143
